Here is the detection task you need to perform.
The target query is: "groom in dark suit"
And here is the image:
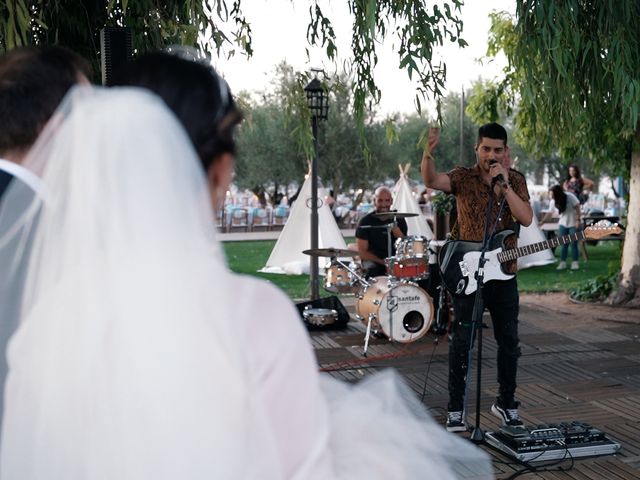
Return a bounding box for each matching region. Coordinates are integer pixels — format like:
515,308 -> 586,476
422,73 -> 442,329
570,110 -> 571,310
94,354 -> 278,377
0,45 -> 90,433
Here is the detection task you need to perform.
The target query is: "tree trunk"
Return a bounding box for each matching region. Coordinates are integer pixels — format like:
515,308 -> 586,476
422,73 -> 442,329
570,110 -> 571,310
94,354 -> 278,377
607,129 -> 640,306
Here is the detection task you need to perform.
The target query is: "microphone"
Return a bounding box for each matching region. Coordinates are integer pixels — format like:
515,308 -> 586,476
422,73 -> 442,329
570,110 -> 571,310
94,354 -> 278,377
489,159 -> 504,186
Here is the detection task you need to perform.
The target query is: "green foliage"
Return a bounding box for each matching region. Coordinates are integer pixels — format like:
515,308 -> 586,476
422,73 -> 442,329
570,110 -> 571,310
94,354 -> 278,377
306,0 -> 465,125
1,0 -> 468,132
233,65 -> 490,200
481,3 -> 638,174
431,192 -> 455,215
234,101 -> 305,204
0,1 -> 253,80
569,270 -> 619,303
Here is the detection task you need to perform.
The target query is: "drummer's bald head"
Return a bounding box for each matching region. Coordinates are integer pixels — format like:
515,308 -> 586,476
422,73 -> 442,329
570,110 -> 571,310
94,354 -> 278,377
373,186 -> 393,212
374,186 -> 392,199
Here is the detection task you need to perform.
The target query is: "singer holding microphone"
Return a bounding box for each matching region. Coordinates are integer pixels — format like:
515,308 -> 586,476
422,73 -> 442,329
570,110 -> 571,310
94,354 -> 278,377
421,122 -> 532,433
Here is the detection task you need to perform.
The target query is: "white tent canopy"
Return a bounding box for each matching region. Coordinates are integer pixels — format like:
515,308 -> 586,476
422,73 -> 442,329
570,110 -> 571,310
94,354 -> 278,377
391,164 -> 433,240
517,222 -> 556,269
260,174 -> 346,275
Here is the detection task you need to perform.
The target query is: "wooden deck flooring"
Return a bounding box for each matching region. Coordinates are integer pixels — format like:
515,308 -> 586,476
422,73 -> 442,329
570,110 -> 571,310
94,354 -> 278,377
311,300 -> 640,479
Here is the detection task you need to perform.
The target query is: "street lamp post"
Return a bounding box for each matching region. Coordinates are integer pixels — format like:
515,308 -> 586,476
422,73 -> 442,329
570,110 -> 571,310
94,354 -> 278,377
304,76 -> 329,300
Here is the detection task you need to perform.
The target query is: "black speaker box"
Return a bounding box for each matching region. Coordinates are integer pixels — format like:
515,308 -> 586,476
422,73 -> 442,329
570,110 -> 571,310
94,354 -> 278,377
100,27 -> 133,86
295,296 -> 350,330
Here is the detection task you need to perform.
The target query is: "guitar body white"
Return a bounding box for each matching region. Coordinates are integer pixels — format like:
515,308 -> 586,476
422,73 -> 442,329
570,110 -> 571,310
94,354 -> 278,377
457,248 -> 515,295
438,224 -> 622,297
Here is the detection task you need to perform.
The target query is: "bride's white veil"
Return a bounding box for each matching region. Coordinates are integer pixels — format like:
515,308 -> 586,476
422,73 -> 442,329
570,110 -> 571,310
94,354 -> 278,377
0,86 -> 280,479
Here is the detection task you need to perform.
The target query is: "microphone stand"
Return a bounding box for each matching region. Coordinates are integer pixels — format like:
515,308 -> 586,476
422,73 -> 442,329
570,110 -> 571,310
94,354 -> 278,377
463,192 -> 506,443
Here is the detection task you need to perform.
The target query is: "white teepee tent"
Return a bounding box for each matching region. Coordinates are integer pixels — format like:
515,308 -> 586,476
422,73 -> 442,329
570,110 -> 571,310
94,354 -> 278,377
392,164 -> 433,239
260,174 -> 346,275
517,221 -> 556,269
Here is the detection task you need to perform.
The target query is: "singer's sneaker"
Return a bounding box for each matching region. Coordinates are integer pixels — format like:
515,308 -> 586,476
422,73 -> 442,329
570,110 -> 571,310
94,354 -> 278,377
556,261 -> 567,270
491,401 -> 524,428
571,261 -> 580,270
446,411 -> 467,432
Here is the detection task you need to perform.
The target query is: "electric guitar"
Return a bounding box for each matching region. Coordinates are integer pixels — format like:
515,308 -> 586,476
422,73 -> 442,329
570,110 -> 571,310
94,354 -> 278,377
438,224 -> 623,297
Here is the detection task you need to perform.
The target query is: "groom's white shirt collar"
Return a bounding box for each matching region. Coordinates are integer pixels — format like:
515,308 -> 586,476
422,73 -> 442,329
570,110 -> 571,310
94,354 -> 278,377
0,158 -> 43,196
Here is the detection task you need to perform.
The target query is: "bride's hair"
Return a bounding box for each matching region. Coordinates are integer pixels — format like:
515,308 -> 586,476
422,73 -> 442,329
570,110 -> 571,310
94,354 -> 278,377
113,51 -> 243,172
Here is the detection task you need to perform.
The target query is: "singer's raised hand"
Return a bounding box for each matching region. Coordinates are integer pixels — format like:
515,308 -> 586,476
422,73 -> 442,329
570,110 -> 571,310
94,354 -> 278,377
427,126 -> 440,154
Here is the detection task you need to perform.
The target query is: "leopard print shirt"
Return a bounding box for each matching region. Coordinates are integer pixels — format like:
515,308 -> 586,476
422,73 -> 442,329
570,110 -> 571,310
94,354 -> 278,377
448,165 -> 530,274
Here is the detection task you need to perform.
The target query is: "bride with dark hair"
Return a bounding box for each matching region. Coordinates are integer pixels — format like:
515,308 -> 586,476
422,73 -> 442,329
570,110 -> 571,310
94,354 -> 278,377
0,52 -> 491,479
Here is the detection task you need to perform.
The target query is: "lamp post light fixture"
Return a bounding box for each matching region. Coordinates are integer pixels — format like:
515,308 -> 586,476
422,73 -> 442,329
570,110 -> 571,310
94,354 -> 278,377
304,74 -> 329,300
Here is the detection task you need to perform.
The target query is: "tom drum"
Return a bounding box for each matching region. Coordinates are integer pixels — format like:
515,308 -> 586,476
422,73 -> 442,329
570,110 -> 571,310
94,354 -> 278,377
324,260 -> 362,294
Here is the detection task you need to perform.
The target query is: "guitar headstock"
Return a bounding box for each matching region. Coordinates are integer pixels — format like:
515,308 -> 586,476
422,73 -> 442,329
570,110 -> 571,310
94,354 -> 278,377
584,221 -> 624,240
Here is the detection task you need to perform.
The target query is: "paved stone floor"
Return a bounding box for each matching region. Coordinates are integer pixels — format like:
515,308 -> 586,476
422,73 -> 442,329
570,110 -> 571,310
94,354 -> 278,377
310,293 -> 640,479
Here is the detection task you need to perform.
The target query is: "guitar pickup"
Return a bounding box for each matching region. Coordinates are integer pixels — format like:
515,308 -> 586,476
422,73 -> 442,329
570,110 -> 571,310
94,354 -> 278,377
459,261 -> 469,277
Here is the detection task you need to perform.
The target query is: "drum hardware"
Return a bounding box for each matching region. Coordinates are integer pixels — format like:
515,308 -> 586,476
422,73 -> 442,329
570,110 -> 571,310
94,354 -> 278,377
371,211 -> 419,221
362,313 -> 375,357
303,247 -> 370,294
302,247 -> 359,258
302,307 -> 338,327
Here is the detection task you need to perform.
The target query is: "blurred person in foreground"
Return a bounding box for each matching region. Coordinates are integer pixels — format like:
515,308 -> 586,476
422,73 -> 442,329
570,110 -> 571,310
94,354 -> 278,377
0,51 -> 492,479
0,45 -> 90,438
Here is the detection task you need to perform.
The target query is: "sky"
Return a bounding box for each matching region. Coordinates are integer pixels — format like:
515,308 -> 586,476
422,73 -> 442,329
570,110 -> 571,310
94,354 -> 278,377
214,0 -> 516,116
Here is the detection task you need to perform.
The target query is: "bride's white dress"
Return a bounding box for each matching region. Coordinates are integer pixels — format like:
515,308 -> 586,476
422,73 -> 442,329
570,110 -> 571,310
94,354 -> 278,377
0,87 -> 493,479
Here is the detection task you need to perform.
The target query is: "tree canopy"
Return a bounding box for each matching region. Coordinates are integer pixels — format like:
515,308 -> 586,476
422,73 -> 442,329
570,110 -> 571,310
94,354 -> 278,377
477,1 -> 640,305
1,0 -> 466,123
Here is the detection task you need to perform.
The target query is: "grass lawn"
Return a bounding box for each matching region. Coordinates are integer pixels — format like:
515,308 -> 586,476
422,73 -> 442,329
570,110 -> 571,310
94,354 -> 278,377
223,239 -> 622,300
517,240 -> 622,292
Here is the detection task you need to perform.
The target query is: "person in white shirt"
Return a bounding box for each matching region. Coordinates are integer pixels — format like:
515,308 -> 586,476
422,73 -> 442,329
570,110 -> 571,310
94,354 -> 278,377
539,185 -> 582,270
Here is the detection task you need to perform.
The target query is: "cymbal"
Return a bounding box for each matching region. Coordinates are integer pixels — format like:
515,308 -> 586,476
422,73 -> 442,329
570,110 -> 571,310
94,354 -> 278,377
302,247 -> 359,258
372,211 -> 419,220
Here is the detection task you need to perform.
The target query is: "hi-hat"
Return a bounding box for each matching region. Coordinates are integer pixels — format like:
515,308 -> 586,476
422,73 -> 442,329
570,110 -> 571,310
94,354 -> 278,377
302,247 -> 359,258
372,211 -> 418,220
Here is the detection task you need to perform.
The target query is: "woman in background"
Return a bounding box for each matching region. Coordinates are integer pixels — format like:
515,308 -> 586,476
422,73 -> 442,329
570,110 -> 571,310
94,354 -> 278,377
563,164 -> 593,205
540,185 -> 582,270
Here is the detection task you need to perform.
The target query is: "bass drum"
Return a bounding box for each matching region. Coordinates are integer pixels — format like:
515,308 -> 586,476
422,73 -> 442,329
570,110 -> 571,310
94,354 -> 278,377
356,277 -> 433,343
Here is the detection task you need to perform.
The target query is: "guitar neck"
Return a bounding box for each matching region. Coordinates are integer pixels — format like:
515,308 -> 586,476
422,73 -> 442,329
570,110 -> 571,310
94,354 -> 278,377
497,231 -> 585,263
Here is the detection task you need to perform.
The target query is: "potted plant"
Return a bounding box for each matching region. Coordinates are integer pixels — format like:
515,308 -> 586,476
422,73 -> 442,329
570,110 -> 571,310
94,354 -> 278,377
431,192 -> 455,240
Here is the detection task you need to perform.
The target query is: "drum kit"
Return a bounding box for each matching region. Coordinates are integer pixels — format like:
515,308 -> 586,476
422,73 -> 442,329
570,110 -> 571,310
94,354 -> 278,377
303,211 -> 445,354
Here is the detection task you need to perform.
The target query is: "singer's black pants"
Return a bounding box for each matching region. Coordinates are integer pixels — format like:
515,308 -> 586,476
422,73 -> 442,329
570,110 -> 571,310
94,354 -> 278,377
447,277 -> 521,412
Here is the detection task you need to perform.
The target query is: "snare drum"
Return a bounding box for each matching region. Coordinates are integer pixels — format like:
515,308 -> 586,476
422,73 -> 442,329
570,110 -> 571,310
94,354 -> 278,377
303,307 -> 338,327
324,260 -> 363,294
391,236 -> 430,279
355,277 -> 433,343
386,256 -> 429,279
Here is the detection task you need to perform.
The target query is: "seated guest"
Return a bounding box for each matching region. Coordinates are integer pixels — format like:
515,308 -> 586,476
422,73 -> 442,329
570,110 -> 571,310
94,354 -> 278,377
355,186 -> 407,277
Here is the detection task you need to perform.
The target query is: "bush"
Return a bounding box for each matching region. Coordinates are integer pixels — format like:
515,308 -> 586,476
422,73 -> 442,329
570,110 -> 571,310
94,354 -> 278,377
569,270 -> 619,302
431,192 -> 455,215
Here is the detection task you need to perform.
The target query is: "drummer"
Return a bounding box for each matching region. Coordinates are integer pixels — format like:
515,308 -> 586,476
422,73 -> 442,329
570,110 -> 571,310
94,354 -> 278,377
355,186 -> 408,277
